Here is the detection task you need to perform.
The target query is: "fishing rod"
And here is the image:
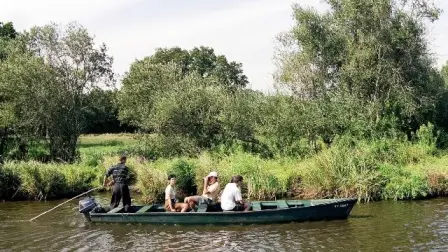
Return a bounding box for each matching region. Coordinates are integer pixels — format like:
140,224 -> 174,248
29,186 -> 102,222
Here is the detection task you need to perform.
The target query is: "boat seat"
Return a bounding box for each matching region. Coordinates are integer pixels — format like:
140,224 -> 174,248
136,205 -> 153,213
108,206 -> 123,213
251,202 -> 262,211
277,200 -> 289,209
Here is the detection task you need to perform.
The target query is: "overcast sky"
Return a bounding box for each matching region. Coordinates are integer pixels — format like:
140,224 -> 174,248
1,0 -> 447,92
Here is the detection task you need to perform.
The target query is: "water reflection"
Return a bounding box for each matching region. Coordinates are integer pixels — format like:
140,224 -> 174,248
0,195 -> 447,251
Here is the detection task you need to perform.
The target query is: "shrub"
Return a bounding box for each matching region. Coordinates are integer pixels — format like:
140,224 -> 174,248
0,165 -> 21,200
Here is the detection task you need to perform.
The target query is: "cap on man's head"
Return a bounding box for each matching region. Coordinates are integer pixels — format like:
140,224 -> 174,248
207,171 -> 218,178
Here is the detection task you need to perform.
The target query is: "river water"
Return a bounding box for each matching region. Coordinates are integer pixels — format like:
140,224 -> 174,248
0,194 -> 447,252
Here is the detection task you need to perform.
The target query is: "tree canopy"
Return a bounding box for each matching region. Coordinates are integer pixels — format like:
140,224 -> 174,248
0,22 -> 115,162
274,0 -> 445,139
142,46 -> 248,89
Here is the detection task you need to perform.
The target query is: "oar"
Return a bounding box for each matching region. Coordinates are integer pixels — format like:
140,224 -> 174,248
29,186 -> 102,222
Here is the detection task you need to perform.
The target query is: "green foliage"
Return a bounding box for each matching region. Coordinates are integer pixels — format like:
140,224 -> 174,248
0,133 -> 447,202
0,21 -> 18,61
0,22 -> 17,40
274,0 -> 445,140
119,63 -> 259,155
129,134 -> 199,159
1,161 -> 101,200
0,165 -> 20,199
379,164 -> 429,200
2,1 -> 448,203
299,129 -> 440,201
146,46 -> 248,89
0,22 -> 115,163
82,88 -> 136,134
168,159 -> 197,197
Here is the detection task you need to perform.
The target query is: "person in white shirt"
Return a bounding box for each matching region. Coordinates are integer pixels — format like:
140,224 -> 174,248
164,174 -> 189,212
220,175 -> 250,211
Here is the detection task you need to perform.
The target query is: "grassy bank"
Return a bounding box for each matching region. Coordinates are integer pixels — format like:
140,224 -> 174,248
1,134 -> 447,202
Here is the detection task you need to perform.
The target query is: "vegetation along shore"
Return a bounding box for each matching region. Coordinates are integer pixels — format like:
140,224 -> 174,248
1,0 -> 448,203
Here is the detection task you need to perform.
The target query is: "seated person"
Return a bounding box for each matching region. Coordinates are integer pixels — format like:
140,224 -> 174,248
164,174 -> 189,212
220,175 -> 251,211
184,171 -> 220,210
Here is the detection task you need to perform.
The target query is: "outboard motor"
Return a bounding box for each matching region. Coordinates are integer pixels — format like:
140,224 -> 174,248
79,197 -> 98,214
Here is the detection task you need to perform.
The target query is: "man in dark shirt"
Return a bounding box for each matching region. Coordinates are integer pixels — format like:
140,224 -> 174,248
103,155 -> 131,212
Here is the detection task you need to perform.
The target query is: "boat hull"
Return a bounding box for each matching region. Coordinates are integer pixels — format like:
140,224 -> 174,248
85,198 -> 357,225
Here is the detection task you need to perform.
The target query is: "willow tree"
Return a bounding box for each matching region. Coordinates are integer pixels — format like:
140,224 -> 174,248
274,0 -> 444,138
0,22 -> 114,162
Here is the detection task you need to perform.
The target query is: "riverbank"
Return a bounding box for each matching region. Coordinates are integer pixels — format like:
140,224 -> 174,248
0,134 -> 447,202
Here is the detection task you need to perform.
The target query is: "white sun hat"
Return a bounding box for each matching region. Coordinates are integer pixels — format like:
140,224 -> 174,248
207,171 -> 218,177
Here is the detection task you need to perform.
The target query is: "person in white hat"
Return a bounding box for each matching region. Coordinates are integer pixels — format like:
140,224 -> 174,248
184,171 -> 220,210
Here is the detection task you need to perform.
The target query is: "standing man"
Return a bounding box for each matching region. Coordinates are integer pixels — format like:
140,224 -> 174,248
103,155 -> 131,212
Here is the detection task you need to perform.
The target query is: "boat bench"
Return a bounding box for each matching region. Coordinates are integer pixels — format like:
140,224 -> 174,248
136,205 -> 154,213
196,202 -> 221,212
252,202 -> 262,211
277,200 -> 289,209
108,207 -> 123,213
250,200 -> 305,211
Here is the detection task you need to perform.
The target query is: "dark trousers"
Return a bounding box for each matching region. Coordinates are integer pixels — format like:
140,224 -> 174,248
110,183 -> 131,212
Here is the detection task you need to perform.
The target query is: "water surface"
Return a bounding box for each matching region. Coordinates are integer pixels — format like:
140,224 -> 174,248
0,195 -> 447,251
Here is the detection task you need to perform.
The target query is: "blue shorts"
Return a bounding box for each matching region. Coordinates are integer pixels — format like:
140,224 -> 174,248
198,196 -> 212,205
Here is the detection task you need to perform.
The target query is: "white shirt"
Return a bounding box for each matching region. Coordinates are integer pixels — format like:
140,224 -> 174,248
165,185 -> 176,200
220,183 -> 242,211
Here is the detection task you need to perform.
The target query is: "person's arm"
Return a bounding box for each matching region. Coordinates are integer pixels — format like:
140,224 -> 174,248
202,177 -> 208,195
165,186 -> 176,212
103,167 -> 113,187
205,182 -> 218,195
235,188 -> 243,204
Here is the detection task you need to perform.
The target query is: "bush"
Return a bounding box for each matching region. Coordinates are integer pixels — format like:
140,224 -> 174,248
1,161 -> 102,200
168,159 -> 197,197
0,165 -> 21,200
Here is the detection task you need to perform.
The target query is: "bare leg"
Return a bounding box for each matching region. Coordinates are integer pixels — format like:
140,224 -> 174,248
187,196 -> 201,209
244,202 -> 251,211
180,203 -> 190,212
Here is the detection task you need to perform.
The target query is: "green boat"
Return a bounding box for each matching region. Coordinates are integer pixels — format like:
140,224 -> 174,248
78,197 -> 357,225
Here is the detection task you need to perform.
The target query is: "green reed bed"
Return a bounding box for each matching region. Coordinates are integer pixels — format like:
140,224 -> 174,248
1,134 -> 447,202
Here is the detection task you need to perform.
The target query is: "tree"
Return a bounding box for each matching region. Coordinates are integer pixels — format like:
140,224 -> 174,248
274,0 -> 444,138
118,61 -> 260,156
119,46 -> 249,132
0,22 -> 17,40
0,22 -> 18,62
0,22 -> 115,162
0,22 -> 19,159
144,46 -> 248,89
442,63 -> 448,86
82,88 -> 136,134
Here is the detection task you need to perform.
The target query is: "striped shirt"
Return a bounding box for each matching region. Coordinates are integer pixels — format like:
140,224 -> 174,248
105,163 -> 129,184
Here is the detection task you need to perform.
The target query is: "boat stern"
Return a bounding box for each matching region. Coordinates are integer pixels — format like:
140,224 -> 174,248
78,197 -> 98,221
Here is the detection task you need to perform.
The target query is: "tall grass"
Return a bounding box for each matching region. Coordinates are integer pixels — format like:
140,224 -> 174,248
0,161 -> 102,200
1,131 -> 447,202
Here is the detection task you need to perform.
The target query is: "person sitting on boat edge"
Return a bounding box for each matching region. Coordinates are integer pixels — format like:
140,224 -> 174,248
220,175 -> 251,212
165,174 -> 189,212
184,171 -> 220,210
103,155 -> 132,212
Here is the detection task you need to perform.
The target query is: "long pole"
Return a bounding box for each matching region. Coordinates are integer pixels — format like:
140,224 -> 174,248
29,186 -> 102,222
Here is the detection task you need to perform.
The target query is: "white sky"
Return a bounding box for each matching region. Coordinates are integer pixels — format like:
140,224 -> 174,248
1,0 -> 447,92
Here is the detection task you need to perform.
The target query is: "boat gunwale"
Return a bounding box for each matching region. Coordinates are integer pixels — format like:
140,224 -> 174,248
88,198 -> 357,217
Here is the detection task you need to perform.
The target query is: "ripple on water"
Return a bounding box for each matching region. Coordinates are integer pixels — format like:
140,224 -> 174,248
1,198 -> 448,251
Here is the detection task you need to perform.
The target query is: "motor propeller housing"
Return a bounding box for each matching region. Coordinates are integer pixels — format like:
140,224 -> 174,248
78,197 -> 98,214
